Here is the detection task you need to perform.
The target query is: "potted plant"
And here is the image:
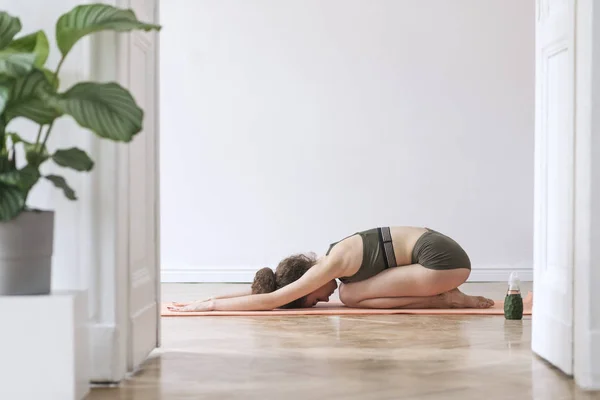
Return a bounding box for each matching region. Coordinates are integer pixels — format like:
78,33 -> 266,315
0,4 -> 160,295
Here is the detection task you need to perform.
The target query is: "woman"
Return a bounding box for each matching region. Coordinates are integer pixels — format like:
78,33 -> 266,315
168,226 -> 495,312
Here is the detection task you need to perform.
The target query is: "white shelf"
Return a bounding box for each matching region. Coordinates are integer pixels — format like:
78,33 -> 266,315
0,291 -> 89,400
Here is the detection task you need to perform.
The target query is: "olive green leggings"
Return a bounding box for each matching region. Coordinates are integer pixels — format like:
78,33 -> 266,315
411,228 -> 471,270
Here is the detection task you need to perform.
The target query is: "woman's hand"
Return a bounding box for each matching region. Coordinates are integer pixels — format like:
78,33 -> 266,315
167,299 -> 215,312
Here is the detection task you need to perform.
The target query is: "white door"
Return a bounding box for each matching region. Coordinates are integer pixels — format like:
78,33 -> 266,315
125,0 -> 161,371
532,0 -> 575,375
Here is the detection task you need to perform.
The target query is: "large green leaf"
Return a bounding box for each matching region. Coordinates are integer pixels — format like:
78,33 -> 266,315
56,4 -> 161,57
0,165 -> 39,192
7,31 -> 50,68
0,184 -> 25,221
53,147 -> 94,171
0,170 -> 19,186
0,12 -> 22,50
49,82 -> 143,142
4,69 -> 62,125
0,50 -> 36,77
0,84 -> 9,114
45,174 -> 76,200
18,165 -> 40,192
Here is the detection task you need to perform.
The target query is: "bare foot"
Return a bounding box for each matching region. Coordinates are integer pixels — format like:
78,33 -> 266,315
442,288 -> 495,309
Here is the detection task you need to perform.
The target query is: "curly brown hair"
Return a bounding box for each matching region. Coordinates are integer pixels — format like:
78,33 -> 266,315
251,253 -> 317,309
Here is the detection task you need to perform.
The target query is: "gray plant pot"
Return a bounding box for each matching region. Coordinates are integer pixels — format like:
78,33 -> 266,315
0,210 -> 54,295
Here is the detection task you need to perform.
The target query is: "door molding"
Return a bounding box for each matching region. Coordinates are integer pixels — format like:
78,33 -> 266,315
86,6 -> 128,380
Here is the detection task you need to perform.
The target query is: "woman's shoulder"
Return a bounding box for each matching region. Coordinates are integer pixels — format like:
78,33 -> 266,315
321,234 -> 364,276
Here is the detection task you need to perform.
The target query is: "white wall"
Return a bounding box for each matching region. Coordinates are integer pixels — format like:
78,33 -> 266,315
160,0 -> 535,282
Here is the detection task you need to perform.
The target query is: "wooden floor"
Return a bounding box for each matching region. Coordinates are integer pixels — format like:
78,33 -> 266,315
88,282 -> 600,400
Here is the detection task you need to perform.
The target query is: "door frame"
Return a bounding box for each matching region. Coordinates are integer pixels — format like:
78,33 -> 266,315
154,0 -> 162,351
573,0 -> 600,390
116,0 -> 162,375
86,0 -> 161,382
532,0 -> 600,390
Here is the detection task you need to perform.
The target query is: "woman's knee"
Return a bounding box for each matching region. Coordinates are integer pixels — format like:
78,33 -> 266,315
427,267 -> 470,294
452,267 -> 471,285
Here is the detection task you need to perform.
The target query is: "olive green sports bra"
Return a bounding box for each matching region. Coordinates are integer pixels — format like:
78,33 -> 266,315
326,227 -> 397,284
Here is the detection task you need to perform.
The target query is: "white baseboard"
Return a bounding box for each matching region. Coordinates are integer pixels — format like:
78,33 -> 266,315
161,266 -> 533,283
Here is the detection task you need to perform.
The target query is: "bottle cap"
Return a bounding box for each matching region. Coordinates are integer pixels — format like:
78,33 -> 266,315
508,271 -> 521,292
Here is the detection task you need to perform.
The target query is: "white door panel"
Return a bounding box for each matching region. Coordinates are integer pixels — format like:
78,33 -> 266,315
532,0 -> 574,375
125,0 -> 160,371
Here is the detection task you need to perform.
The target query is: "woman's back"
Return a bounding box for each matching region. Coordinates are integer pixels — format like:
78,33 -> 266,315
327,226 -> 429,282
389,226 -> 430,265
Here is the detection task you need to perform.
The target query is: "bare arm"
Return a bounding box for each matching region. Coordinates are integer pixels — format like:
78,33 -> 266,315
171,257 -> 340,312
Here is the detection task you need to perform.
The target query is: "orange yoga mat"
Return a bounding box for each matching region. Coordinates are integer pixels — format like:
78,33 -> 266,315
161,292 -> 533,317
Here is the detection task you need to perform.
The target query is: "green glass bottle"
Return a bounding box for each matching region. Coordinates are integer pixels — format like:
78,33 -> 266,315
504,272 -> 523,320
